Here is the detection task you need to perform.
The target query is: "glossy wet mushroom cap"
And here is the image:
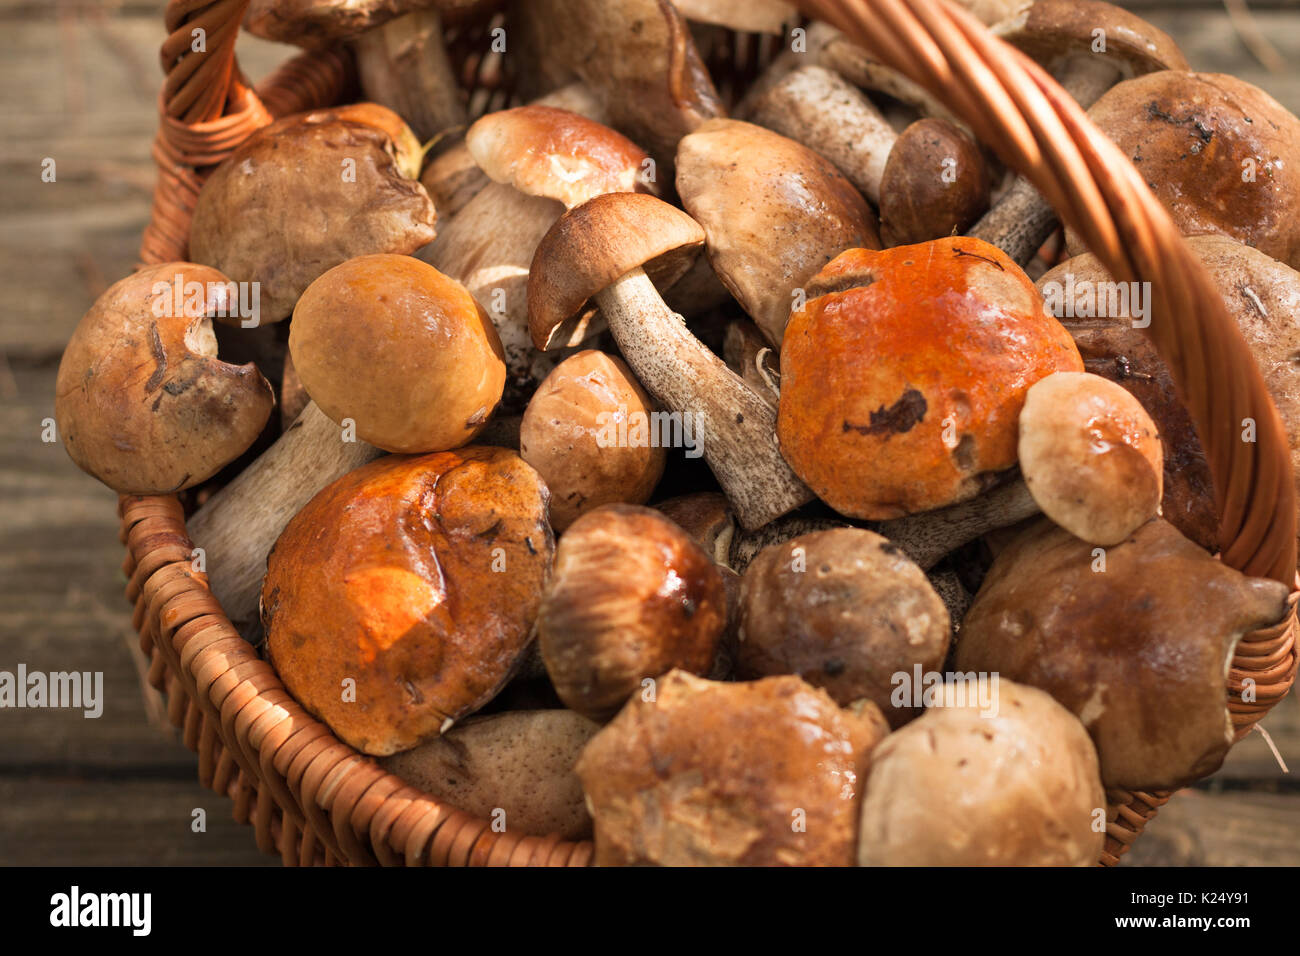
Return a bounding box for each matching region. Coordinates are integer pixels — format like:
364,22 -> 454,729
878,118 -> 990,247
737,528 -> 950,727
1019,371 -> 1162,545
538,504 -> 727,721
992,0 -> 1188,78
956,518 -> 1291,789
519,350 -> 666,530
576,670 -> 888,866
261,446 -> 554,756
54,263 -> 274,494
858,678 -> 1106,866
289,254 -> 506,454
777,237 -> 1083,519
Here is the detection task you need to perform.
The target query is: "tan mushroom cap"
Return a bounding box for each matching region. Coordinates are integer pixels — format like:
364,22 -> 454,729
858,678 -> 1106,866
956,518 -> 1291,789
672,0 -> 795,34
576,670 -> 888,866
538,504 -> 727,721
993,0 -> 1188,75
289,254 -> 505,454
519,350 -> 666,530
737,528 -> 951,727
54,263 -> 274,494
262,446 -> 554,756
1069,72 -> 1300,270
527,192 -> 705,350
676,118 -> 880,348
190,105 -> 436,324
466,106 -> 652,209
1019,371 -> 1163,545
245,0 -> 498,46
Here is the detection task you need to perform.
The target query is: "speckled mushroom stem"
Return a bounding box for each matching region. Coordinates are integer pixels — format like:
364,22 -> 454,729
352,10 -> 466,143
595,269 -> 815,530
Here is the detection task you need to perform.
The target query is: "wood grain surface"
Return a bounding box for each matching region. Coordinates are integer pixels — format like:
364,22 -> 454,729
1,0 -> 1298,867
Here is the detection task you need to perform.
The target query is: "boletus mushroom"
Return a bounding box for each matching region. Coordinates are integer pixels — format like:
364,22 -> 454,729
777,237 -> 1083,519
576,670 -> 889,866
538,504 -> 727,721
737,528 -> 950,727
956,518 -> 1291,789
261,446 -> 553,755
54,263 -> 274,494
858,678 -> 1106,866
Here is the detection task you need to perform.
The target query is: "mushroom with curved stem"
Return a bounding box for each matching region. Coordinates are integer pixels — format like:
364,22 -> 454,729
529,192 -> 815,530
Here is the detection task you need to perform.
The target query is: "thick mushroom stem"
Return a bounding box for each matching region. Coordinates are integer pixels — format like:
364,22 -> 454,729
874,477 -> 1041,570
594,268 -> 813,530
352,9 -> 466,142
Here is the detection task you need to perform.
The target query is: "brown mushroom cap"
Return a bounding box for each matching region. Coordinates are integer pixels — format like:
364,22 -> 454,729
1019,371 -> 1163,545
538,504 -> 727,721
878,118 -> 990,248
672,0 -> 795,33
466,106 -> 651,209
993,0 -> 1188,76
189,105 -> 436,324
245,0 -> 497,45
577,670 -> 887,866
54,263 -> 274,494
858,678 -> 1106,866
378,709 -> 598,840
654,492 -> 735,566
778,238 -> 1083,519
1068,72 -> 1300,270
737,528 -> 950,727
956,518 -> 1290,789
527,192 -> 704,350
676,118 -> 880,347
519,350 -> 666,530
262,446 -> 554,756
289,254 -> 505,454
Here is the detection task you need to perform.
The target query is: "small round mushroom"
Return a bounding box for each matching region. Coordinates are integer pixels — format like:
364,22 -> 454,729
956,518 -> 1291,789
576,670 -> 888,866
857,678 -> 1106,866
262,446 -> 554,756
737,528 -> 950,727
1019,371 -> 1162,545
54,263 -> 274,494
519,350 -> 666,531
379,709 -> 599,840
878,119 -> 990,247
538,504 -> 727,721
777,237 -> 1084,519
289,253 -> 505,454
190,105 -> 437,324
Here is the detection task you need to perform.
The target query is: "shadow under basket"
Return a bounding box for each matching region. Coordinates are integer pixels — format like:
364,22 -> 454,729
124,0 -> 1299,866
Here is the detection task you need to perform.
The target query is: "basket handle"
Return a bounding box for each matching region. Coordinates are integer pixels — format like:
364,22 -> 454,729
797,0 -> 1296,584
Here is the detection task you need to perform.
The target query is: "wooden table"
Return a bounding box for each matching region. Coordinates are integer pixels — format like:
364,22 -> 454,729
2,0 -> 1298,866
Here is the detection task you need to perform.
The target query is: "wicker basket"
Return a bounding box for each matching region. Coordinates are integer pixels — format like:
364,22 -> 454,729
122,0 -> 1299,866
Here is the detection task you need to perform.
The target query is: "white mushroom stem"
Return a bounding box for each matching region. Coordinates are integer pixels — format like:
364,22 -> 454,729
817,35 -> 966,131
352,9 -> 466,143
747,65 -> 896,204
874,477 -> 1041,570
595,268 -> 814,530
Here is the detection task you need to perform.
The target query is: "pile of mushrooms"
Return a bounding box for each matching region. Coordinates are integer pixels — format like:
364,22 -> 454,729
53,0 -> 1299,865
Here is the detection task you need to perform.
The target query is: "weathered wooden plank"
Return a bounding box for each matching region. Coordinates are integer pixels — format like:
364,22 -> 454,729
1126,789 -> 1300,866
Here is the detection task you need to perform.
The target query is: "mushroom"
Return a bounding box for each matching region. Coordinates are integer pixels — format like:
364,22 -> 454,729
261,446 -> 554,756
1064,71 -> 1300,270
244,0 -> 491,141
1018,371 -> 1162,545
777,237 -> 1083,519
379,709 -> 599,840
528,191 -> 814,529
537,504 -> 727,721
189,104 -> 437,325
576,670 -> 888,866
676,117 -> 879,348
857,678 -> 1106,866
736,528 -> 950,728
54,263 -> 274,494
288,253 -> 506,453
1037,235 -> 1300,556
673,0 -> 795,34
956,518 -> 1291,789
519,350 -> 666,531
653,491 -> 736,566
722,319 -> 780,409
